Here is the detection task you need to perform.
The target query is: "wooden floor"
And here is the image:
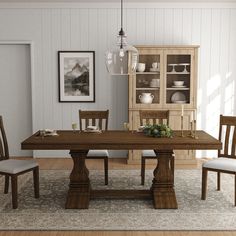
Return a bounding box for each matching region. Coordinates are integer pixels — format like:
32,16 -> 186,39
1,158 -> 236,236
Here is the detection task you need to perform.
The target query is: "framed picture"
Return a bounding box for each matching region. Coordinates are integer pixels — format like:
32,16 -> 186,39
58,51 -> 95,102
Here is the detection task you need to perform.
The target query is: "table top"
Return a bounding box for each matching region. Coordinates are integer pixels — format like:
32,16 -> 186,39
21,130 -> 222,151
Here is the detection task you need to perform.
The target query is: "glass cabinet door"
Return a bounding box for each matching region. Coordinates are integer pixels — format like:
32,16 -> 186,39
134,52 -> 162,108
164,50 -> 194,107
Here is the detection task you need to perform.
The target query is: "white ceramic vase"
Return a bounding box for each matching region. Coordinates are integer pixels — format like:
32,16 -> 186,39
139,93 -> 154,104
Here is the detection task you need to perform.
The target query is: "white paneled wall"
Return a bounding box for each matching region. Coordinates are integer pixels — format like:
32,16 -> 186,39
0,3 -> 235,157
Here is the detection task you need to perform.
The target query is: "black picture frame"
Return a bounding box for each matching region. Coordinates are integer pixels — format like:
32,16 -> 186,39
58,51 -> 95,102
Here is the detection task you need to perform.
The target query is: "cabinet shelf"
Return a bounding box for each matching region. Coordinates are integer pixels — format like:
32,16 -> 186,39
136,87 -> 160,90
136,72 -> 160,75
167,72 -> 190,75
166,87 -> 190,90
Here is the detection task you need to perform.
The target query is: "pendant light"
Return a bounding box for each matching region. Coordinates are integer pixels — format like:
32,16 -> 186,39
105,0 -> 139,75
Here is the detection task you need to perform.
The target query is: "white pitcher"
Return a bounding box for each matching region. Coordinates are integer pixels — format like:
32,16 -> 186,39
139,93 -> 154,104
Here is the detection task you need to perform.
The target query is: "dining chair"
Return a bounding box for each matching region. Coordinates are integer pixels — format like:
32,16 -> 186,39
79,110 -> 109,185
0,116 -> 39,209
139,110 -> 173,185
201,115 -> 236,206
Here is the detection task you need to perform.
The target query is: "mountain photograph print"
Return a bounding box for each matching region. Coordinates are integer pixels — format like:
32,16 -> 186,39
58,51 -> 95,102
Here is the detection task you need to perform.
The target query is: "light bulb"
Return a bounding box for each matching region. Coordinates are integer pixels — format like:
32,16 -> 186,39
119,48 -> 125,57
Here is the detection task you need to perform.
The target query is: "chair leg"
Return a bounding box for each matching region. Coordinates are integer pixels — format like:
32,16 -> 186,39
141,156 -> 145,185
4,175 -> 9,194
235,174 -> 236,207
11,175 -> 18,209
33,166 -> 40,198
217,172 -> 221,191
104,157 -> 108,185
201,168 -> 208,200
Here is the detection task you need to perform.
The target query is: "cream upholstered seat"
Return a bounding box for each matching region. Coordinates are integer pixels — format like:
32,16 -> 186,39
0,116 -> 39,209
203,157 -> 236,172
0,159 -> 38,174
201,115 -> 236,206
87,150 -> 109,157
142,150 -> 156,157
79,110 -> 109,185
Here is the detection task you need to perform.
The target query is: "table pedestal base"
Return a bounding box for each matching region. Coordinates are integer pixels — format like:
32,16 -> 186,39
65,149 -> 178,209
65,150 -> 90,209
152,150 -> 178,209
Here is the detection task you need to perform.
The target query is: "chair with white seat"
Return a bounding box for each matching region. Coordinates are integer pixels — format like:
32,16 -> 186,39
201,115 -> 236,206
139,110 -> 173,185
79,110 -> 109,185
0,116 -> 39,209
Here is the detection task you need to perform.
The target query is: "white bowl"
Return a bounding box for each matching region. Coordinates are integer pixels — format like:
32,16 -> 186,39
137,63 -> 146,72
173,81 -> 184,86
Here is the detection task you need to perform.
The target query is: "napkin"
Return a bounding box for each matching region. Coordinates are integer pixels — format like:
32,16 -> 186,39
86,125 -> 98,130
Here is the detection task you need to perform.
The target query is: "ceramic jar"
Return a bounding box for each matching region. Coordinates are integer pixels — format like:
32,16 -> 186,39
139,93 -> 154,104
137,63 -> 146,72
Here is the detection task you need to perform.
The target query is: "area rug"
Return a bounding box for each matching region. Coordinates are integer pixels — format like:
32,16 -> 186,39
0,169 -> 236,230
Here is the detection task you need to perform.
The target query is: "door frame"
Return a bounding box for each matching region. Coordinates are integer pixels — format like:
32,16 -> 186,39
0,40 -> 35,151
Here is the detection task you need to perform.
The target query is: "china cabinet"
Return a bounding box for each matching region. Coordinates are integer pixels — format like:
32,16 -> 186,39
128,45 -> 199,165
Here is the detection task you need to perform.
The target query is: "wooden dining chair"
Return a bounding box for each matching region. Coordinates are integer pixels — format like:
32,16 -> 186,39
139,110 -> 172,185
201,115 -> 236,206
0,116 -> 39,209
79,110 -> 109,185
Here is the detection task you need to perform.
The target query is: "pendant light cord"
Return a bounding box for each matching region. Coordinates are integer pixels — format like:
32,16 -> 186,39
121,0 -> 123,31
119,0 -> 124,49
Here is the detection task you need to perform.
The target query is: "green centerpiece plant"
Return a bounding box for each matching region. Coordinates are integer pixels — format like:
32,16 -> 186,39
143,124 -> 173,138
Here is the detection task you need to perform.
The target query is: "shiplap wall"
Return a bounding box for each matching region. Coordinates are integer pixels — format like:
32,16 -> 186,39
0,2 -> 235,157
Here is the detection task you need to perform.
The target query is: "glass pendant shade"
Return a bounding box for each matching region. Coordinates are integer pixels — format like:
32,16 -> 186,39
105,34 -> 138,75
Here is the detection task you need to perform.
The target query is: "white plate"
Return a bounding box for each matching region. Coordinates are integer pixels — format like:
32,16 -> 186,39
171,92 -> 186,103
173,100 -> 187,104
172,85 -> 187,88
168,63 -> 178,66
178,63 -> 190,66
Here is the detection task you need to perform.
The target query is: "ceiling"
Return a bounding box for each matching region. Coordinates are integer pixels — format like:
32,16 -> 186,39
0,0 -> 235,2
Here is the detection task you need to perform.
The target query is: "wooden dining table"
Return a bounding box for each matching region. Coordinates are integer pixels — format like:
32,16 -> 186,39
21,130 -> 221,210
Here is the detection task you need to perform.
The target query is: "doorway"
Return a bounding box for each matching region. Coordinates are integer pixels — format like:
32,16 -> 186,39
0,44 -> 32,157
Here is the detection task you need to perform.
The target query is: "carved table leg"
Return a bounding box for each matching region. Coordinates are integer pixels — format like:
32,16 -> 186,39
151,150 -> 178,209
65,150 -> 90,209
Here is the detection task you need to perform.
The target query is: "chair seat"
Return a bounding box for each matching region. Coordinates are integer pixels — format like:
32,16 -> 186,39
142,150 -> 156,157
203,157 -> 236,172
0,159 -> 38,174
87,150 -> 109,157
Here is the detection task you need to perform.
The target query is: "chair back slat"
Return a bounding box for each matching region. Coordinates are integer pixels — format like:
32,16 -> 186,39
218,115 -> 236,158
139,110 -> 169,126
92,118 -> 96,126
224,125 -> 231,155
79,110 -> 109,131
99,119 -> 103,130
0,116 -> 9,160
85,119 -> 89,128
231,127 -> 236,156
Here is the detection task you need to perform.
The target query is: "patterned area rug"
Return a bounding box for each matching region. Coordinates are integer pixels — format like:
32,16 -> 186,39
0,169 -> 236,230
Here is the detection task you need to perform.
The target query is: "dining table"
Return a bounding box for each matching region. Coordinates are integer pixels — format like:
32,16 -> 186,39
21,130 -> 221,210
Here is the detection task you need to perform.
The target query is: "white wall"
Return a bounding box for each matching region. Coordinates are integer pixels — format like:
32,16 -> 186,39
0,2 -> 235,157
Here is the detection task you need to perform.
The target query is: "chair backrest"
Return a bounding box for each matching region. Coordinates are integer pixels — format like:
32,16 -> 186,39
0,116 -> 9,160
139,110 -> 169,126
79,110 -> 109,131
218,115 -> 236,158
